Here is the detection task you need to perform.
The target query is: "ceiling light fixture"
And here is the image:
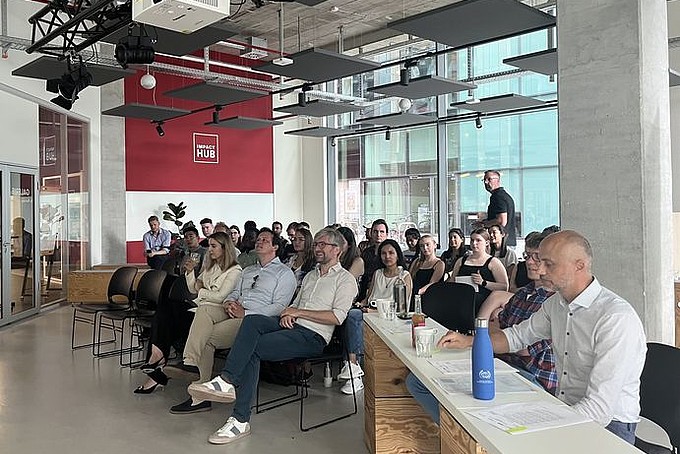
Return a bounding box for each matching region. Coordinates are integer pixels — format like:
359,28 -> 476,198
115,24 -> 155,69
475,113 -> 482,129
155,121 -> 165,137
212,105 -> 223,124
400,60 -> 418,86
46,56 -> 93,111
385,128 -> 391,141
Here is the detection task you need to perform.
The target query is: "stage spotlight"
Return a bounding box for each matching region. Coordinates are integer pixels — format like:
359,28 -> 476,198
330,137 -> 336,147
155,121 -> 165,137
115,27 -> 155,69
385,128 -> 391,141
46,59 -> 93,111
475,113 -> 483,129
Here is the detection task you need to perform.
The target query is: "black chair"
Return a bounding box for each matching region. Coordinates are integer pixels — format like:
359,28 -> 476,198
71,266 -> 138,353
421,282 -> 477,334
254,324 -> 358,432
95,269 -> 168,360
634,342 -> 680,454
45,233 -> 61,291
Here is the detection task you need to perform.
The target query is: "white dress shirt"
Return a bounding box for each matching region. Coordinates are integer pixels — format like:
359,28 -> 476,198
503,278 -> 647,425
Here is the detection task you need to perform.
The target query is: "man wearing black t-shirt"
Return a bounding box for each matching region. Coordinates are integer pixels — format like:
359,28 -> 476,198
481,170 -> 517,247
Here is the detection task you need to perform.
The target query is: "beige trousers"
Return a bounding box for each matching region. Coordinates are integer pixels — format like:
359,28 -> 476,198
183,304 -> 242,382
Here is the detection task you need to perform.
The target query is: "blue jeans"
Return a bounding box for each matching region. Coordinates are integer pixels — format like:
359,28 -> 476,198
220,315 -> 326,422
345,308 -> 364,357
405,373 -> 439,425
605,420 -> 637,445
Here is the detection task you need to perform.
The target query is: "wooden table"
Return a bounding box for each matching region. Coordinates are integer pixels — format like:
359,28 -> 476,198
363,313 -> 643,454
68,268 -> 149,303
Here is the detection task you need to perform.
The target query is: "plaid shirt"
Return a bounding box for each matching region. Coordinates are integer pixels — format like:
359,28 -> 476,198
497,281 -> 558,394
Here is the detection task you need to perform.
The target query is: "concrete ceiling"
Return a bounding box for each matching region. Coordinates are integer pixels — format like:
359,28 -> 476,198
218,0 -> 554,57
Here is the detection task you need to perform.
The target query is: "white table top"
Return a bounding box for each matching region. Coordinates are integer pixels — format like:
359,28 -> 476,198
364,313 -> 643,454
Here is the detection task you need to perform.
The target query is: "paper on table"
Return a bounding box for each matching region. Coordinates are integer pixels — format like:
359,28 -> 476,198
434,373 -> 536,395
428,358 -> 518,375
465,402 -> 590,434
455,276 -> 479,292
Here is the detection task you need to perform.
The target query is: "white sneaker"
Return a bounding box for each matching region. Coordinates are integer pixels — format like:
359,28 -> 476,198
208,417 -> 251,445
187,376 -> 236,403
340,377 -> 364,395
337,361 -> 364,380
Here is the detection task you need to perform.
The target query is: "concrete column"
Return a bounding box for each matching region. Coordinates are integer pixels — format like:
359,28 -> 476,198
99,80 -> 127,264
557,0 -> 673,342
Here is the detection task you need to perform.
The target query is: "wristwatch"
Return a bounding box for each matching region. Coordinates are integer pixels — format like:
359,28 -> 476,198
481,279 -> 487,287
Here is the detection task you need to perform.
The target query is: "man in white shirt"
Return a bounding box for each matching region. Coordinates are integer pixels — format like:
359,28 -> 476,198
437,230 -> 646,444
187,228 -> 357,445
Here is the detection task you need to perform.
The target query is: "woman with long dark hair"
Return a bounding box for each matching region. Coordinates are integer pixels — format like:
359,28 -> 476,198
439,228 -> 467,273
342,239 -> 412,394
285,227 -> 316,297
489,224 -> 517,275
337,226 -> 364,279
229,225 -> 241,251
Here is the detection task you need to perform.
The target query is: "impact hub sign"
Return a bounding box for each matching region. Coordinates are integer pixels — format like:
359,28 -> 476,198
193,133 -> 219,164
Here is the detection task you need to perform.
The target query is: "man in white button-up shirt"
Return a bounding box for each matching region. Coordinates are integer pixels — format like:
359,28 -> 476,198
438,230 -> 647,444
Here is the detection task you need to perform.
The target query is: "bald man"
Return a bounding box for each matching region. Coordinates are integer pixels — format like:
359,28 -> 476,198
435,230 -> 646,444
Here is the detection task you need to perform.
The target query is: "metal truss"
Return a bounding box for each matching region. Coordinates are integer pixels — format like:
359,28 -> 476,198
26,0 -> 132,59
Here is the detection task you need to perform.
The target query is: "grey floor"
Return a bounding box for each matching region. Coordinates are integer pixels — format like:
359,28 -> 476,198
0,306 -> 368,453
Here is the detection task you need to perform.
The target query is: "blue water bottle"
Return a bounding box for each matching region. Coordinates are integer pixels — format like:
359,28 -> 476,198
472,318 -> 495,400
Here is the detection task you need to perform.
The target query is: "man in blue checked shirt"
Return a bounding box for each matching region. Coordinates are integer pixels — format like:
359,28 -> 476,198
143,215 -> 171,269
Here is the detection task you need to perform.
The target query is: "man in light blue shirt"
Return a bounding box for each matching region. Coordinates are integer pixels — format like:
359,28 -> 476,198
167,228 -> 296,414
142,215 -> 171,269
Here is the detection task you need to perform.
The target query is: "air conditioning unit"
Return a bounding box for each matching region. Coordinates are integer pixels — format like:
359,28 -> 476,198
133,0 -> 230,34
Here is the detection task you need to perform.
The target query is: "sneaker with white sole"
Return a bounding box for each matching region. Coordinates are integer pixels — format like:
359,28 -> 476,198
337,361 -> 364,380
187,376 -> 236,403
340,377 -> 364,395
208,417 -> 251,445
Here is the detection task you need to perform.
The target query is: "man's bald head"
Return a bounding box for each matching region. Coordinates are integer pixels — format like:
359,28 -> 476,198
538,230 -> 594,301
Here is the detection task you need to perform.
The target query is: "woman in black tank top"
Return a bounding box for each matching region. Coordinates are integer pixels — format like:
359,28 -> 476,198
447,228 -> 509,312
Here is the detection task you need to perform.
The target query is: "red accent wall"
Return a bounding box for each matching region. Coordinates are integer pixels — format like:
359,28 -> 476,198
127,241 -> 145,264
124,71 -> 274,193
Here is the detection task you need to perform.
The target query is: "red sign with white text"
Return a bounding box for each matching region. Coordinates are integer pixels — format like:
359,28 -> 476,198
193,133 -> 219,164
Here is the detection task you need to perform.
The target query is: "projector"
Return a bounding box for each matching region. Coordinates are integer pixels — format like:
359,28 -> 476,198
133,0 -> 230,34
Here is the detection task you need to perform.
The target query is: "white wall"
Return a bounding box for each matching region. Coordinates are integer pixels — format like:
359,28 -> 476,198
0,88 -> 38,167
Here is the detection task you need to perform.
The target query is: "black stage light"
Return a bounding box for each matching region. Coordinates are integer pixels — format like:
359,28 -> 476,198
115,35 -> 155,69
155,121 -> 165,137
475,113 -> 483,129
385,128 -> 391,141
46,60 -> 93,111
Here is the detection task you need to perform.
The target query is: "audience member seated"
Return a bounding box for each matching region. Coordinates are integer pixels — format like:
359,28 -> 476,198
337,226 -> 364,280
236,228 -> 259,269
166,228 -> 296,414
244,220 -> 257,232
135,231 -> 241,394
508,256 -> 531,293
282,222 -> 299,261
439,227 -> 468,274
358,219 -> 388,302
186,228 -> 357,445
357,226 -> 372,253
446,228 -> 508,311
213,221 -> 228,233
430,230 -> 646,445
199,218 -> 214,247
342,239 -> 412,394
489,224 -> 518,275
403,227 -> 421,269
143,215 -> 171,270
407,230 -> 557,423
285,227 -> 316,297
409,235 -> 445,308
229,225 -> 241,251
272,221 -> 286,246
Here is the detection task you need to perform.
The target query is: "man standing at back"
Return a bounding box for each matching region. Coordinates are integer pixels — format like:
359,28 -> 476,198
480,170 -> 517,247
437,230 -> 647,444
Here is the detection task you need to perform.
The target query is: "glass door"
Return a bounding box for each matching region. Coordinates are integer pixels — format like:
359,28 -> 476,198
0,165 -> 39,325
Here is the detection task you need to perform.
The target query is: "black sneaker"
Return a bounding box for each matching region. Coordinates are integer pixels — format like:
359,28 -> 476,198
169,398 -> 211,414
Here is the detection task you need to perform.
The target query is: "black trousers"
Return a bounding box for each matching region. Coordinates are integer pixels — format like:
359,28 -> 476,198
148,288 -> 195,360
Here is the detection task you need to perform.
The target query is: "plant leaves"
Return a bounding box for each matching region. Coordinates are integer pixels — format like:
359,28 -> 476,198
178,210 -> 186,218
168,202 -> 177,211
162,214 -> 173,221
175,220 -> 182,226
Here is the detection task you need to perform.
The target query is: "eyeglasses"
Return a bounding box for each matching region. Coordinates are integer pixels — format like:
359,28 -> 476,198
523,251 -> 540,262
251,275 -> 259,289
481,176 -> 499,182
312,241 -> 338,249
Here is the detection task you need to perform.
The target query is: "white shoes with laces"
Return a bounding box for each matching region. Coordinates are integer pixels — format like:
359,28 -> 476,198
208,417 -> 251,444
337,361 -> 364,380
341,377 -> 364,395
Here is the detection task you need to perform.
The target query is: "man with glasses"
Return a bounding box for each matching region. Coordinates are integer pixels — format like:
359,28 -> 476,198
188,228 -> 357,445
479,170 -> 517,247
358,218 -> 389,301
167,228 -> 296,414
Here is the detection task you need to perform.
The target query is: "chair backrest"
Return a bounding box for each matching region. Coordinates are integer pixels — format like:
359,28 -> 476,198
167,274 -> 192,303
639,342 -> 680,450
134,269 -> 168,310
107,266 -> 138,305
421,282 -> 476,334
